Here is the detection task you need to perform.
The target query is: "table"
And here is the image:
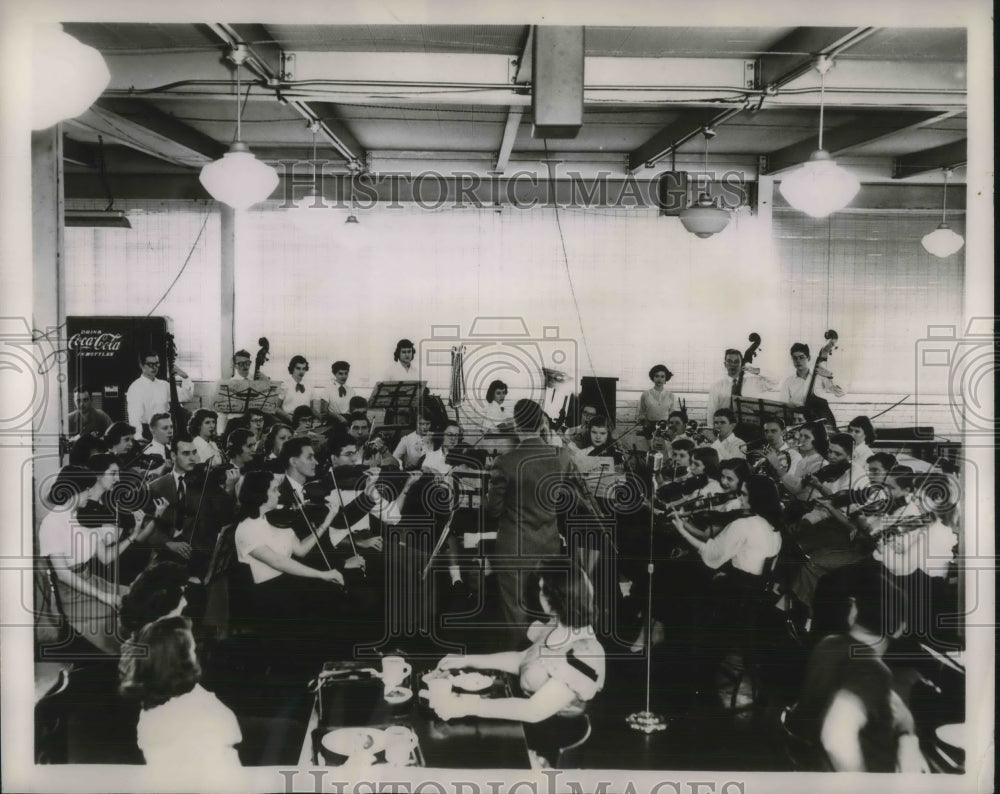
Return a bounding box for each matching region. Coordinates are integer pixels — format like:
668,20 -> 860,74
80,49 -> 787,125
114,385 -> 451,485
298,659 -> 531,769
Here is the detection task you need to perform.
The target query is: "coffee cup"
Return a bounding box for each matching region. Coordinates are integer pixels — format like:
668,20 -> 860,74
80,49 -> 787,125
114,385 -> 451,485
383,725 -> 417,766
426,676 -> 452,701
381,655 -> 412,688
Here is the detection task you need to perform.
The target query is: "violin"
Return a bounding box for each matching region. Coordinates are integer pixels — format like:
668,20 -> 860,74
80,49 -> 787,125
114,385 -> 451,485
655,473 -> 708,503
807,458 -> 852,485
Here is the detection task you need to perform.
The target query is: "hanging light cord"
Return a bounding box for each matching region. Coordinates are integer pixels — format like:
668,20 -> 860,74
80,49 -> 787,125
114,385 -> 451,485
818,67 -> 825,151
235,61 -> 242,143
941,169 -> 950,223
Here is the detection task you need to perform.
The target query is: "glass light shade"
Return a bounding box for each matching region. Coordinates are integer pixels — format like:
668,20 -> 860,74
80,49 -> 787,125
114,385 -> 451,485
778,150 -> 860,218
32,25 -> 111,130
921,223 -> 965,258
199,143 -> 279,209
679,194 -> 731,238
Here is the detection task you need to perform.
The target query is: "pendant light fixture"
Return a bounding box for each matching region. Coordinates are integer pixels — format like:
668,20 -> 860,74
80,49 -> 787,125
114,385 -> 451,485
32,24 -> 111,130
198,45 -> 278,210
921,169 -> 964,258
679,127 -> 731,239
778,56 -> 860,218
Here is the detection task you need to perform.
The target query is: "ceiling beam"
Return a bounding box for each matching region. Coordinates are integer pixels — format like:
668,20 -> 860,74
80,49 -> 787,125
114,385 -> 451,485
514,26 -> 533,85
62,137 -> 97,169
756,27 -> 878,90
96,98 -> 227,160
205,22 -> 366,171
64,104 -> 220,169
762,110 -> 956,175
493,109 -> 524,173
893,139 -> 967,179
627,106 -> 746,174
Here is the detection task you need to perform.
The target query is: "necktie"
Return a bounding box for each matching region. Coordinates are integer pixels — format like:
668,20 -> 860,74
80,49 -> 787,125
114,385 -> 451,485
339,386 -> 346,398
175,478 -> 186,533
296,383 -> 305,393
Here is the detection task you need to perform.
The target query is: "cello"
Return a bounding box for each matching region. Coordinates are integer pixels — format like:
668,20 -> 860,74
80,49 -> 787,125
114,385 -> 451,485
804,330 -> 839,428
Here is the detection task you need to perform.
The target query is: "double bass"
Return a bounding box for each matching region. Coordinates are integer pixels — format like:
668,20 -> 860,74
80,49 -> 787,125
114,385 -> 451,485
165,332 -> 191,434
242,337 -> 270,414
805,330 -> 839,428
731,332 -> 762,399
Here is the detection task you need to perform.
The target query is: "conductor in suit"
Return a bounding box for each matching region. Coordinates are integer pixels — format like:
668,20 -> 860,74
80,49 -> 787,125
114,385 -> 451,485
486,399 -> 597,642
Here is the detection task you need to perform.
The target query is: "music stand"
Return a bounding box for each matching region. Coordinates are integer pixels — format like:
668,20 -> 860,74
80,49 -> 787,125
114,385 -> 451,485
213,382 -> 282,415
733,396 -> 796,440
369,380 -> 425,427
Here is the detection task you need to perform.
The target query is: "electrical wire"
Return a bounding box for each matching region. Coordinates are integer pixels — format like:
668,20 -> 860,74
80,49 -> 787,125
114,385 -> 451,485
543,139 -> 596,379
146,203 -> 214,316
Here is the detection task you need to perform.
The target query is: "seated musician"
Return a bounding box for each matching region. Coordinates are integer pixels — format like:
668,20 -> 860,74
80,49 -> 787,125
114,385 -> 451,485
769,421 -> 828,500
393,409 -> 434,470
234,469 -> 347,632
68,432 -> 107,465
637,364 -> 676,435
223,428 -> 257,476
38,465 -> 128,655
188,409 -> 223,467
277,355 -> 313,425
101,421 -> 131,460
658,447 -> 724,506
798,433 -> 870,525
430,560 -> 605,768
668,474 -> 784,699
119,616 -> 243,782
780,342 -> 845,408
761,414 -> 801,470
482,379 -> 516,434
664,410 -> 690,442
139,413 -> 174,478
67,385 -> 112,440
660,437 -> 694,484
215,349 -> 269,433
708,408 -> 746,460
260,422 -> 293,472
291,404 -> 328,451
347,411 -> 400,468
240,408 -> 268,443
146,436 -> 206,570
786,569 -> 927,772
421,421 -> 465,474
847,415 -> 876,467
76,453 -> 164,585
567,416 -> 624,468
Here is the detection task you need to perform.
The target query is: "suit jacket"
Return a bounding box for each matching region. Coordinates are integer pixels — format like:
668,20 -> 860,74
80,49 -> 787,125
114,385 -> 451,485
486,436 -> 595,558
147,471 -> 234,552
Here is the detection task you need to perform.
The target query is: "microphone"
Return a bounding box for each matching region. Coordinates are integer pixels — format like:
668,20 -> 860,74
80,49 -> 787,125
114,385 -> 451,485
652,452 -> 664,473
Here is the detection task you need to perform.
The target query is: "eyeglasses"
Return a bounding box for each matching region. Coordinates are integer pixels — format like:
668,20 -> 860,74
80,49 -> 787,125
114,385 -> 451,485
443,432 -> 461,438
143,360 -> 159,367
235,360 -> 251,367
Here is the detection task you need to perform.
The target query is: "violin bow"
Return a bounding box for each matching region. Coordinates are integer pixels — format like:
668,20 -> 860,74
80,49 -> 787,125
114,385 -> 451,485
291,486 -> 337,574
329,468 -> 365,577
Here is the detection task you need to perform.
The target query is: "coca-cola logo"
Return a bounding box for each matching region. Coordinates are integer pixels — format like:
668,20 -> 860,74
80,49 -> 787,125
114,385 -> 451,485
68,330 -> 123,357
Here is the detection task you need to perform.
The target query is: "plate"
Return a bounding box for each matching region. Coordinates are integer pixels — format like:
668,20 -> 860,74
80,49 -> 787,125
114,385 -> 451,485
384,686 -> 413,704
421,669 -> 451,685
321,727 -> 385,757
451,672 -> 494,692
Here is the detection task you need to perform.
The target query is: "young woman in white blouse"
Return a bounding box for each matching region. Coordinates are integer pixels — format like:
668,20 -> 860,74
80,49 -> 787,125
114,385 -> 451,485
482,379 -> 514,433
120,615 -> 243,784
188,408 -> 223,467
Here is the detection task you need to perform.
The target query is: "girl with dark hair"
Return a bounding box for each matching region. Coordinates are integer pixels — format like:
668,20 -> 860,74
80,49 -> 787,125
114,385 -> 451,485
260,422 -> 293,472
430,560 -> 605,765
75,453 -> 163,585
422,421 -> 463,474
776,422 -> 828,499
386,338 -> 416,380
233,470 -> 346,634
847,415 -> 876,466
483,379 -> 514,433
637,363 -> 676,434
38,466 -> 127,654
186,408 -> 222,466
120,616 -> 242,776
669,475 -> 784,699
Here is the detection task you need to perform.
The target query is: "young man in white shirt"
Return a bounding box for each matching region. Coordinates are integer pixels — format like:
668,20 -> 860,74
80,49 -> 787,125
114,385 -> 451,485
126,350 -> 191,438
780,342 -> 844,408
709,408 -> 746,460
705,348 -> 778,426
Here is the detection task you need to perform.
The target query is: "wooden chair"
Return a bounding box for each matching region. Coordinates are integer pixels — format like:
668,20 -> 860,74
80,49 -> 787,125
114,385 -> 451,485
555,713 -> 593,769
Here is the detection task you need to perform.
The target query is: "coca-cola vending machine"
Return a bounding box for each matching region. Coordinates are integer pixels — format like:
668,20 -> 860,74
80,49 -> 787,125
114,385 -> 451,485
66,316 -> 170,422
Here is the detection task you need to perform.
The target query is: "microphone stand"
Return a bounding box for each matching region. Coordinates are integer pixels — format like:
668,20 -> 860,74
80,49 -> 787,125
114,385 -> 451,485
627,454 -> 668,733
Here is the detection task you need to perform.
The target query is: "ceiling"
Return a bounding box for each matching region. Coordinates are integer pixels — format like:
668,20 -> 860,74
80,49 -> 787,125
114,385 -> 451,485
58,23 -> 969,209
